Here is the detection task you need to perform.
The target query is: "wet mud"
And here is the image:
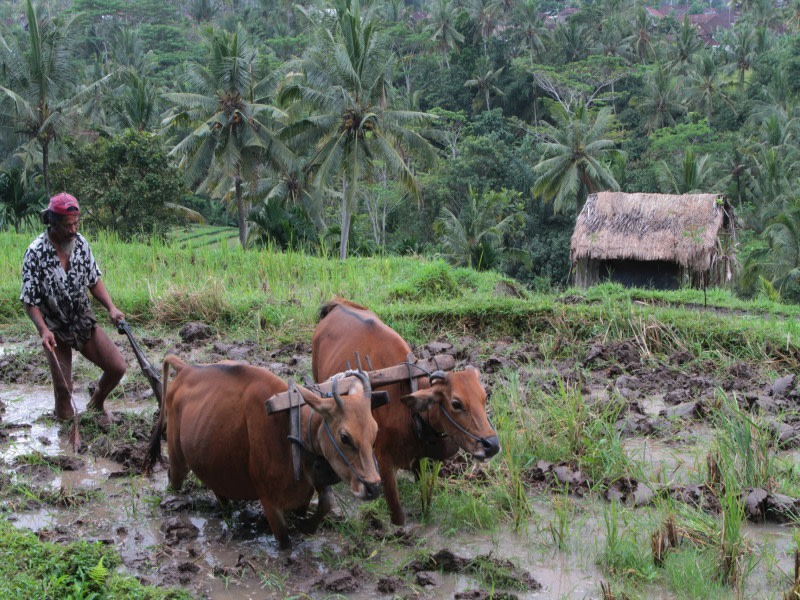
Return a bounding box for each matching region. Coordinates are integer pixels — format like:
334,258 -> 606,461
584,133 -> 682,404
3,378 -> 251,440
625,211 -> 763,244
2,325 -> 800,598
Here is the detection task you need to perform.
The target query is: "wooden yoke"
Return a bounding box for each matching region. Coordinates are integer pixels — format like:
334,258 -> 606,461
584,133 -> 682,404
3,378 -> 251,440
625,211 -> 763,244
266,353 -> 455,414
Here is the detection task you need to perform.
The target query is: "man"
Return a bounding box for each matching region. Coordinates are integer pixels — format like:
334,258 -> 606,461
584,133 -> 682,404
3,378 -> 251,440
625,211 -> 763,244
20,192 -> 126,424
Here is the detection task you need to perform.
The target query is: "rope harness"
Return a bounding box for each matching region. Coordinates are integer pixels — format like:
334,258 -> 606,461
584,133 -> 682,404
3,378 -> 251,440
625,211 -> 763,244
402,359 -> 496,445
287,371 -> 378,487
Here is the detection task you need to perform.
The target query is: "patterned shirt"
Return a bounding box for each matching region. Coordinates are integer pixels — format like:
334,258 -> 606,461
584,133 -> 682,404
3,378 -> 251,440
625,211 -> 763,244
20,231 -> 102,350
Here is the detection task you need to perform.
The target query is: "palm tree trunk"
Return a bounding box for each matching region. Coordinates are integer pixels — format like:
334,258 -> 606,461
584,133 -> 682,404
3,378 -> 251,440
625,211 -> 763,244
340,175 -> 352,260
235,175 -> 248,248
42,141 -> 50,195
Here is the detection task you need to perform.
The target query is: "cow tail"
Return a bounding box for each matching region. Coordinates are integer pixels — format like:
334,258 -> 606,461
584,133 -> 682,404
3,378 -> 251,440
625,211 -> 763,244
143,354 -> 185,474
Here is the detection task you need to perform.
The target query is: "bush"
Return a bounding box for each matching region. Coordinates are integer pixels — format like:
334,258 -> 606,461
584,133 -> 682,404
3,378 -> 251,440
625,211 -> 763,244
52,130 -> 189,242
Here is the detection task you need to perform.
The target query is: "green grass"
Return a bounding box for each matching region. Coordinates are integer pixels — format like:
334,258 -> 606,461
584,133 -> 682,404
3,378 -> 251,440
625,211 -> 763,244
4,231 -> 800,363
712,392 -> 776,493
0,519 -> 191,599
170,224 -> 238,249
662,548 -> 730,599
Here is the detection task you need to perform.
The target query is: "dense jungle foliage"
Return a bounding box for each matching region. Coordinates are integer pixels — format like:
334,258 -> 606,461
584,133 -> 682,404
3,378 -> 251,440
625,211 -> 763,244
0,0 -> 798,298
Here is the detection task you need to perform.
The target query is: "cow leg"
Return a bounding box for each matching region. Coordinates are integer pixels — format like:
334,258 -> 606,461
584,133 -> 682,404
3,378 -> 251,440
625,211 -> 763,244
166,429 -> 189,492
296,485 -> 332,534
381,463 -> 405,526
260,499 -> 291,549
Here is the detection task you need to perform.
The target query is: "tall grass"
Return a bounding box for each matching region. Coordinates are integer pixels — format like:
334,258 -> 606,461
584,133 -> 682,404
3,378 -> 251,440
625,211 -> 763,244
712,391 -> 776,493
520,377 -> 635,484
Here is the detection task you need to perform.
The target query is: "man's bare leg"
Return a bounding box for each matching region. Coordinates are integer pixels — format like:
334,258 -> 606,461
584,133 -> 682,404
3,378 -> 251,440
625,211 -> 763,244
45,339 -> 74,420
81,326 -> 126,420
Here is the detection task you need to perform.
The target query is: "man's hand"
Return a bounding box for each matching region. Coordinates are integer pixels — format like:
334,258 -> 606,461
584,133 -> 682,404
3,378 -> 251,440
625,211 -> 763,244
109,306 -> 125,325
41,329 -> 56,353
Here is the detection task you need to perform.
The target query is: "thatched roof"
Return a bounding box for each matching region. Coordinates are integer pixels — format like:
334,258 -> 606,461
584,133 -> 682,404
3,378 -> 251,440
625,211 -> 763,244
570,192 -> 731,271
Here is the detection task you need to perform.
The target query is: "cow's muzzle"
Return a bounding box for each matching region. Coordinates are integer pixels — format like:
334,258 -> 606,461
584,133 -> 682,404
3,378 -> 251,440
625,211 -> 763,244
480,435 -> 500,459
363,481 -> 382,501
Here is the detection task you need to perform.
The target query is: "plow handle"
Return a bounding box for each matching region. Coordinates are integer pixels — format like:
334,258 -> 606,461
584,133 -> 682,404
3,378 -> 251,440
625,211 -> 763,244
117,320 -> 163,403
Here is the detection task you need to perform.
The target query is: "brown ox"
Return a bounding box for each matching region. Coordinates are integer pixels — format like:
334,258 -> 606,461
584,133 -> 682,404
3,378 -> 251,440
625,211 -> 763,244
150,354 -> 381,549
312,299 -> 499,525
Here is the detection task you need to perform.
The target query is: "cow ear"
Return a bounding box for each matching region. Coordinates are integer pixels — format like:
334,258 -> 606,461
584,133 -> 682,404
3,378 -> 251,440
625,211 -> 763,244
297,386 -> 336,417
400,388 -> 437,412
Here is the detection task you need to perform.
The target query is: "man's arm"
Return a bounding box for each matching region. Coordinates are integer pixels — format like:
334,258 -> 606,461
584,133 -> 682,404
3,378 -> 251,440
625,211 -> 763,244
23,303 -> 56,352
89,279 -> 125,324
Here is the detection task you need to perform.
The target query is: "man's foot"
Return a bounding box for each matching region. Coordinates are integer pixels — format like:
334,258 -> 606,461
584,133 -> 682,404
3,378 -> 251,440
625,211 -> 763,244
85,403 -> 118,428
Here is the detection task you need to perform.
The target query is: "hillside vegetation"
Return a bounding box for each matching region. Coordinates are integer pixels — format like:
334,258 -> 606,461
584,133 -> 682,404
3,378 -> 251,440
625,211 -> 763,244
1,0 -> 800,300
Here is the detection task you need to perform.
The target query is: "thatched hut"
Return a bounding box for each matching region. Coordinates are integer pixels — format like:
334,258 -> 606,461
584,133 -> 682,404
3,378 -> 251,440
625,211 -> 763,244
570,192 -> 736,290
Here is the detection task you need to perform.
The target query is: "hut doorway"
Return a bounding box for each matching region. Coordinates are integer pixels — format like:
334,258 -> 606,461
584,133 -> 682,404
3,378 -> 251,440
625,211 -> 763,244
601,259 -> 681,290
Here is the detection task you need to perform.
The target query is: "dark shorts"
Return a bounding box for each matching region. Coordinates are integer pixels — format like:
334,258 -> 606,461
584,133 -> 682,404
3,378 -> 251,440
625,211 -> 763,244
53,309 -> 98,351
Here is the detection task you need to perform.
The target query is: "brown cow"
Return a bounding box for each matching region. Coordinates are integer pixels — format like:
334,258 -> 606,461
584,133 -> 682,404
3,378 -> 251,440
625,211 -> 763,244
312,299 -> 500,526
150,354 -> 381,549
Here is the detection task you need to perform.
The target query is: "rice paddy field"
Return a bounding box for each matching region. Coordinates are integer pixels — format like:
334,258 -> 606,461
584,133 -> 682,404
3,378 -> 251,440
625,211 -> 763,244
2,230 -> 800,599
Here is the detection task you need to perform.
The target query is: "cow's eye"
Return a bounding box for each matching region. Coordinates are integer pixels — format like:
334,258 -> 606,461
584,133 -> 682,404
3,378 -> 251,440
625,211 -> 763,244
340,432 -> 353,447
451,399 -> 464,411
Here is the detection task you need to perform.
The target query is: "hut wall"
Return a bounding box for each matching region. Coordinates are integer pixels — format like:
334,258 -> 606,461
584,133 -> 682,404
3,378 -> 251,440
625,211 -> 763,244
574,258 -> 600,287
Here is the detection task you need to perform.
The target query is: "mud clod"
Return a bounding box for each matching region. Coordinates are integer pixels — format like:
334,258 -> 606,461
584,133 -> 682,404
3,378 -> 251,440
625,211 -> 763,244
161,517 -> 200,546
376,575 -> 403,593
416,570 -> 440,587
316,567 -> 364,593
179,322 -> 214,344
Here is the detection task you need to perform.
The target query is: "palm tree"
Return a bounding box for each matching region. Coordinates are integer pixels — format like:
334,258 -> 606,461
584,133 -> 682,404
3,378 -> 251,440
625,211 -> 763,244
188,0 -> 219,22
591,16 -> 635,63
638,63 -> 686,132
720,24 -> 757,89
749,0 -> 781,31
741,201 -> 800,300
557,20 -> 589,63
434,187 -> 523,270
657,148 -> 720,194
0,168 -> 45,232
511,0 -> 547,64
746,146 -> 796,230
0,0 -> 113,192
669,16 -> 702,74
464,61 -> 505,111
428,0 -> 464,69
253,150 -> 328,231
164,25 -> 291,247
111,27 -> 156,75
280,0 -> 436,259
785,0 -> 800,33
532,105 -> 624,214
630,8 -> 654,64
683,51 -> 735,121
110,71 -> 160,132
468,0 -> 500,57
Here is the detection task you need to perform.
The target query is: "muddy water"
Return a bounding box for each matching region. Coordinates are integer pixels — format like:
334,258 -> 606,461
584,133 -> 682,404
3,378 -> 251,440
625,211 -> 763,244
2,379 -> 798,599
1,384 -> 78,460
0,385 -> 287,598
623,427 -> 714,486
2,384 -> 572,598
0,385 -> 631,599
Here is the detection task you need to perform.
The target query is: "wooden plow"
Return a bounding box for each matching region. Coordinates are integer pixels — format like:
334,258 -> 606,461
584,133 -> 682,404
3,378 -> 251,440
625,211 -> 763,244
265,352 -> 454,414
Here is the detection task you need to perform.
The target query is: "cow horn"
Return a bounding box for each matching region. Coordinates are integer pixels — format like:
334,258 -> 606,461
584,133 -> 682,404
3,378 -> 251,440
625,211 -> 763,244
331,375 -> 345,409
345,369 -> 372,399
430,370 -> 447,384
